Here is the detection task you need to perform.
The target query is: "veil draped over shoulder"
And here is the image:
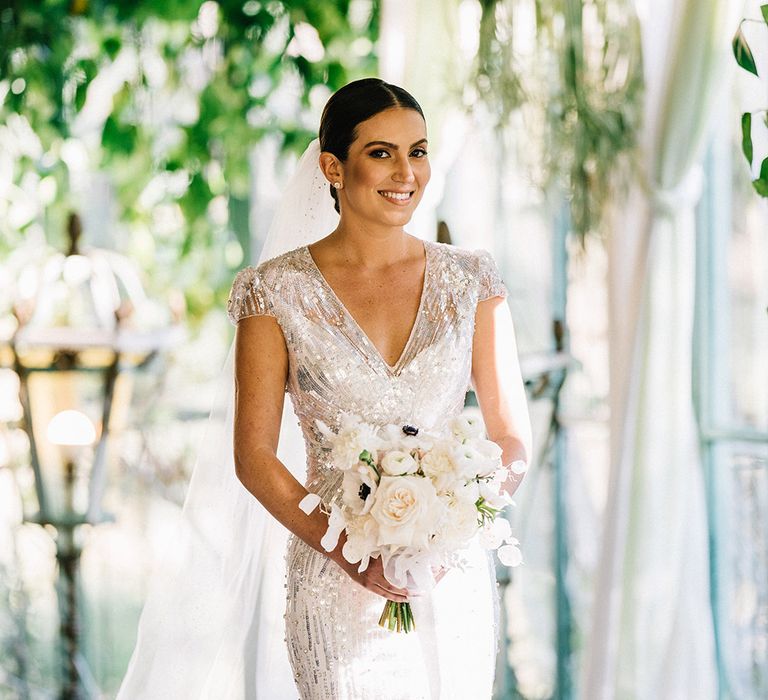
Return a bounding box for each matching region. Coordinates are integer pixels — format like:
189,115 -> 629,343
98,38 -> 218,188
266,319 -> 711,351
116,139 -> 340,699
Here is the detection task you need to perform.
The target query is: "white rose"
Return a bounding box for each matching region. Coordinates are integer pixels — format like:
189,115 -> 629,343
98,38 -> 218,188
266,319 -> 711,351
369,475 -> 441,548
449,413 -> 485,441
420,442 -> 460,492
341,464 -> 378,515
380,450 -> 419,475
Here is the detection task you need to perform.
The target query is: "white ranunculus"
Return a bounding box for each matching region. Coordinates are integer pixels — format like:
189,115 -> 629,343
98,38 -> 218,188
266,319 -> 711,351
420,442 -> 460,492
380,450 -> 419,475
370,475 -> 441,548
341,464 -> 378,515
453,443 -> 492,480
449,413 -> 485,441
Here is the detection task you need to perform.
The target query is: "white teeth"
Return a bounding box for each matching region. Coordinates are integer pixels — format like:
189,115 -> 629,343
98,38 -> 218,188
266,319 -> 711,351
379,191 -> 412,201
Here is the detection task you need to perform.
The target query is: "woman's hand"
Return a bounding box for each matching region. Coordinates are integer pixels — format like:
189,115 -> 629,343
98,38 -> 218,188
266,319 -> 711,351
343,556 -> 411,602
329,536 -> 450,602
329,534 -> 410,602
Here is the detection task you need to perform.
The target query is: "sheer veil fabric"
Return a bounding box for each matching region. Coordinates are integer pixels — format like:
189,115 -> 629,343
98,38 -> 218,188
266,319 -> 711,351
116,139 -> 340,699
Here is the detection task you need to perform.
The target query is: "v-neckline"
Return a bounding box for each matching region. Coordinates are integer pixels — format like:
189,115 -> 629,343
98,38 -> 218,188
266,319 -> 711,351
303,240 -> 432,375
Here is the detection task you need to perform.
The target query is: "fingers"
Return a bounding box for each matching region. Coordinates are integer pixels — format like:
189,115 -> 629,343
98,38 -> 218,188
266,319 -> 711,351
339,556 -> 412,602
370,577 -> 410,602
374,585 -> 409,603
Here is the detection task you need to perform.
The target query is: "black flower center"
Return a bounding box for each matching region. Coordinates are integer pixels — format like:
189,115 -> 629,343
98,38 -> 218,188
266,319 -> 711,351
402,424 -> 419,436
358,482 -> 371,501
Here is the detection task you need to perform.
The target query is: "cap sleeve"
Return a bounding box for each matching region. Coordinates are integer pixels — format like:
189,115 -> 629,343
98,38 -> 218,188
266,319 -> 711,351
226,265 -> 276,324
475,249 -> 508,301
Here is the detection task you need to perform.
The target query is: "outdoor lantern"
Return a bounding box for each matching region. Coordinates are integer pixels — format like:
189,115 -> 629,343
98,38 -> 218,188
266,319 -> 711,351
0,213 -> 185,699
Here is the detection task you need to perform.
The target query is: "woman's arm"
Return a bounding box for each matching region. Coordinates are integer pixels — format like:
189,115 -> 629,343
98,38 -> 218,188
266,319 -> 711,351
232,314 -> 409,601
471,295 -> 533,497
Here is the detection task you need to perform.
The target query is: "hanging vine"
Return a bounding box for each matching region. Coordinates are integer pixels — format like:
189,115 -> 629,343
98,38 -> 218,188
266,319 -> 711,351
733,5 -> 768,197
470,0 -> 643,242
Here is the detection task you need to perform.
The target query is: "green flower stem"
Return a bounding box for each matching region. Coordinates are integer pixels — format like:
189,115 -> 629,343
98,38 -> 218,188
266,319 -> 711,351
378,600 -> 416,633
359,449 -> 381,478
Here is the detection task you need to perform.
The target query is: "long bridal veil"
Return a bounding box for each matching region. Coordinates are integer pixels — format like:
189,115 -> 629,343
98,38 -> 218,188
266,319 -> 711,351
116,139 -> 339,699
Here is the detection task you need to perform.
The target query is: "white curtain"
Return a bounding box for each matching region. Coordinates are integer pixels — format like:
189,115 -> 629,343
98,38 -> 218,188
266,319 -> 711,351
581,0 -> 742,698
379,0 -> 477,245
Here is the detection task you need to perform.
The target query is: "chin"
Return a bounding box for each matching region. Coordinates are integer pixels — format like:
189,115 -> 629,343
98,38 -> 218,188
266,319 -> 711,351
376,199 -> 422,224
381,211 -> 415,226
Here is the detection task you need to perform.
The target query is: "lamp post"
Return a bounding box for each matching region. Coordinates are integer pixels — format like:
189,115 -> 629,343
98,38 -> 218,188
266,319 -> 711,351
46,408 -> 97,700
2,213 -> 185,699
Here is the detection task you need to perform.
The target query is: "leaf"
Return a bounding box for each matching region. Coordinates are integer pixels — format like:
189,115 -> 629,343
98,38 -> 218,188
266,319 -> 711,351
753,157 -> 768,197
101,116 -> 137,154
762,5 -> 768,24
753,178 -> 768,196
103,36 -> 121,60
742,112 -> 753,166
733,26 -> 758,76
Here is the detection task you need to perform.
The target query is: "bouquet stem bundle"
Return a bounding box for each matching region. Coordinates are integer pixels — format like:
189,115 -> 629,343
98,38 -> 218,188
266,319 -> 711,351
379,600 -> 415,633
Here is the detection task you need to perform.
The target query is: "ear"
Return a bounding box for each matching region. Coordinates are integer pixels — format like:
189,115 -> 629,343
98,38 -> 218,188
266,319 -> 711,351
318,151 -> 344,185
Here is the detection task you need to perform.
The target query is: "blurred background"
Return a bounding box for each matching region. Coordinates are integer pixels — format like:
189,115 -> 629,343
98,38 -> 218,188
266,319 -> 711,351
0,0 -> 765,698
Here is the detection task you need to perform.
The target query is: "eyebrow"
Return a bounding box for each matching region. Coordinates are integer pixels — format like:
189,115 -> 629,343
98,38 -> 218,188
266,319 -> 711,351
362,139 -> 428,149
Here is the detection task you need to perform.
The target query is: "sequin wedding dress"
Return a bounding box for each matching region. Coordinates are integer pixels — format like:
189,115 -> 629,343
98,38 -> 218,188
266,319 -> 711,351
226,239 -> 508,700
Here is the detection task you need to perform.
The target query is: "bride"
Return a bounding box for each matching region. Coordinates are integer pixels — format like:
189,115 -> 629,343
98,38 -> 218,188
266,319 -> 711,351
117,78 -> 531,700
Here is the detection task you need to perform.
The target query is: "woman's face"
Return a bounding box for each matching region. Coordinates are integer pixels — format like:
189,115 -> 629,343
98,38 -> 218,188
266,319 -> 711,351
333,107 -> 430,226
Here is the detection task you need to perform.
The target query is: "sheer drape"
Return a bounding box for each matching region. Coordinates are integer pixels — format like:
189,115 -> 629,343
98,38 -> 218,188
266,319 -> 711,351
582,0 -> 741,697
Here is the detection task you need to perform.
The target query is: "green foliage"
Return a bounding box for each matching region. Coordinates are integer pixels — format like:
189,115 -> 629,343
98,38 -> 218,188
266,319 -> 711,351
754,157 -> 768,197
733,9 -> 768,198
733,26 -> 758,76
0,0 -> 379,321
469,0 -> 643,242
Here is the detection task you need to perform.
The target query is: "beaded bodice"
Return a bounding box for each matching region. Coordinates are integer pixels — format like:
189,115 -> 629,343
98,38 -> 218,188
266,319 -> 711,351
226,240 -> 507,497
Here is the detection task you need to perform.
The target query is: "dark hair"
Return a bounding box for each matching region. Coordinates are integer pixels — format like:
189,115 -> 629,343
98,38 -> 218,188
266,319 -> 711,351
318,78 -> 425,214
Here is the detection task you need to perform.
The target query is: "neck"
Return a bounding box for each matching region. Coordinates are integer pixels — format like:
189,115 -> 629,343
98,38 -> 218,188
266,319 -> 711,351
326,219 -> 415,268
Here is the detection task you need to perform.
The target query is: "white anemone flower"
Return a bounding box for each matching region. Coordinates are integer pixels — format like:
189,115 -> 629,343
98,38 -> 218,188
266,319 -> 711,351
341,463 -> 379,515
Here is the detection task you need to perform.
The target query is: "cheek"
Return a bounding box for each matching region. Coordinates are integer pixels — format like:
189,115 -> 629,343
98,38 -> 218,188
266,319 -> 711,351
349,160 -> 386,188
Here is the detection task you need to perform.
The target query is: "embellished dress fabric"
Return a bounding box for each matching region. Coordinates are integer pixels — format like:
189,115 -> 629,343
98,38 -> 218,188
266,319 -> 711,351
227,239 -> 509,700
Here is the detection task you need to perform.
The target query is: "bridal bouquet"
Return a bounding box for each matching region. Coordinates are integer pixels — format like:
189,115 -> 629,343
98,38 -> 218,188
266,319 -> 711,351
299,411 -> 524,633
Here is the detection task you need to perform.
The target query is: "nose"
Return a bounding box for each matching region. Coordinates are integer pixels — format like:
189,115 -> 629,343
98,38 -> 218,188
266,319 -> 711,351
392,154 -> 416,184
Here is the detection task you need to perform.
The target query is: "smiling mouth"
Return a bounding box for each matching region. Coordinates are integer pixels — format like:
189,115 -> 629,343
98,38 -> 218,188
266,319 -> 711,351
378,190 -> 414,203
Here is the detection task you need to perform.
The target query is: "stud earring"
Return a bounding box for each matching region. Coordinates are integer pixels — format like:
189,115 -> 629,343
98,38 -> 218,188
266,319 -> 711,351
333,182 -> 342,189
